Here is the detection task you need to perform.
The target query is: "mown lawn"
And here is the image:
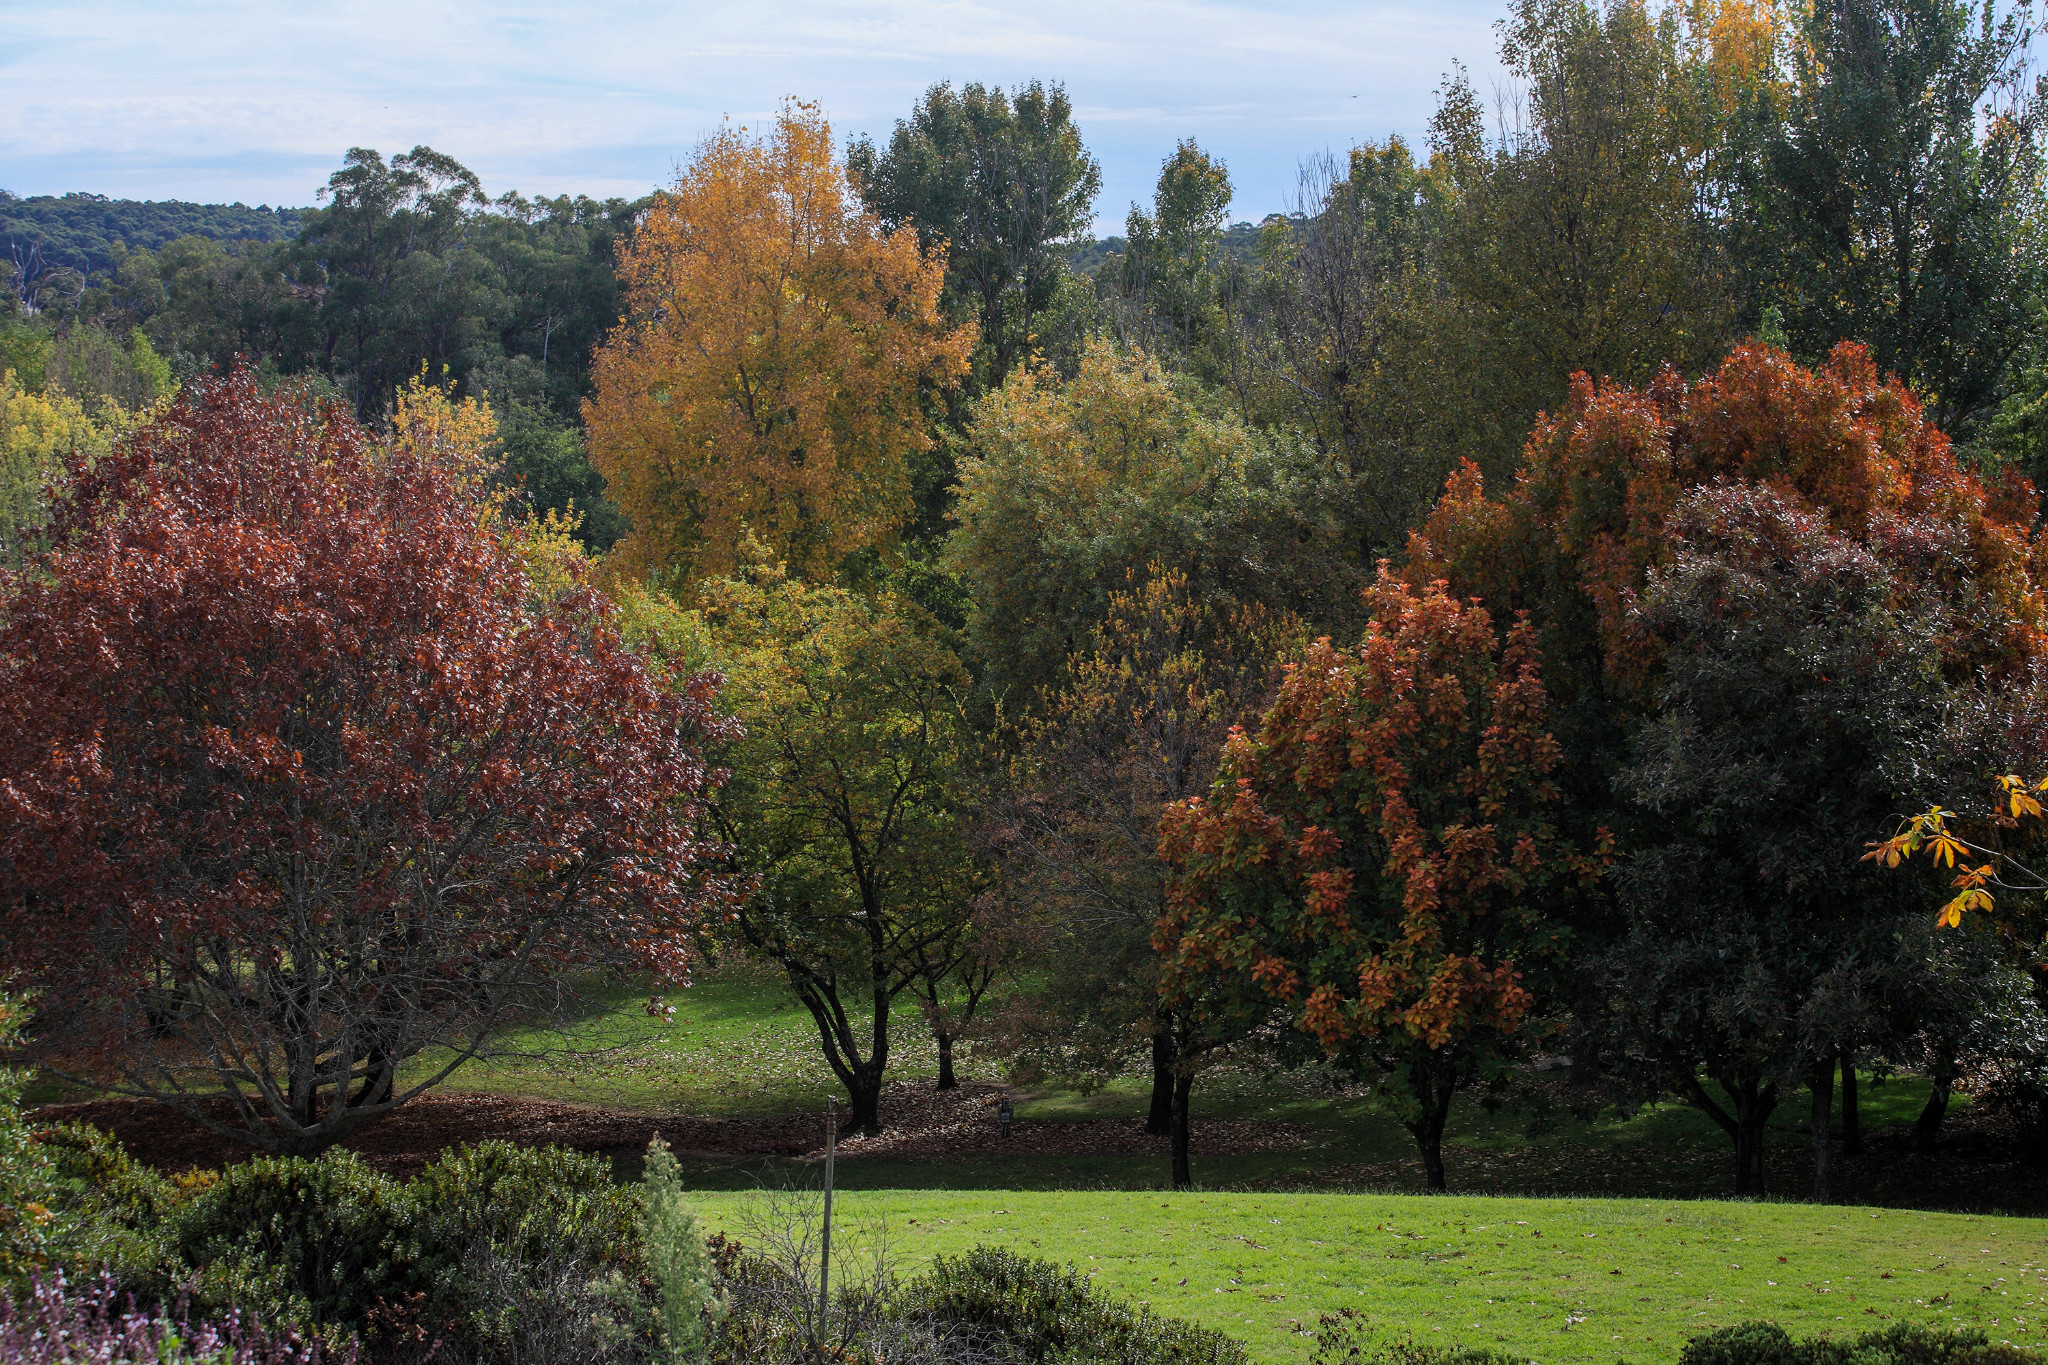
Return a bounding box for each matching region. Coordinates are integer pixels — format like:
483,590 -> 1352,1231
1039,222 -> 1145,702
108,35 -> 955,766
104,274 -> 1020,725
686,1189 -> 2048,1365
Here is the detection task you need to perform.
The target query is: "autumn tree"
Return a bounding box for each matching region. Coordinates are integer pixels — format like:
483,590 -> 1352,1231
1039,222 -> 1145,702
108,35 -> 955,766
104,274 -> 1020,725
1159,573 -> 1607,1190
700,557 -> 978,1134
0,370 -> 736,1155
586,103 -> 972,589
1407,341 -> 2048,1192
990,568 -> 1302,1185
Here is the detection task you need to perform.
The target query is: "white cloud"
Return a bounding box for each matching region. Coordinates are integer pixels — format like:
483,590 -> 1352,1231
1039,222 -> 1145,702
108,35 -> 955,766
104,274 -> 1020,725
1,0 -> 1508,229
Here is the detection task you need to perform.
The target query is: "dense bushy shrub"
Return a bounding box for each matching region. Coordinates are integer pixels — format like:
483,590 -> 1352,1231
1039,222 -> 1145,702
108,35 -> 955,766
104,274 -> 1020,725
0,1272 -> 350,1365
1682,1322 -> 2041,1365
642,1138 -> 720,1365
171,1151 -> 415,1333
408,1141 -> 654,1365
904,1246 -> 1247,1365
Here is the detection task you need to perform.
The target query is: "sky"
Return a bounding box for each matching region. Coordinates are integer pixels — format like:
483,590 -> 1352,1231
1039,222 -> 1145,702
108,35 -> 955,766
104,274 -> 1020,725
0,0 -> 1512,234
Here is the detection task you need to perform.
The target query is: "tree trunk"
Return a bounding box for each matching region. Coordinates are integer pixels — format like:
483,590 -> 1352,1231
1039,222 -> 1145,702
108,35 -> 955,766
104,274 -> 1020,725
1809,1055 -> 1835,1204
845,1069 -> 884,1137
1170,1073 -> 1193,1190
1914,1080 -> 1953,1150
1146,1026 -> 1175,1136
1687,1072 -> 1777,1196
1403,1066 -> 1458,1192
1840,1051 -> 1861,1155
935,1033 -> 957,1091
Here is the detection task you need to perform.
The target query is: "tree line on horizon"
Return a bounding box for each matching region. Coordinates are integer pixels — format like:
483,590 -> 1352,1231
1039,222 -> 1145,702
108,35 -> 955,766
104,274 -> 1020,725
4,0 -> 2048,1201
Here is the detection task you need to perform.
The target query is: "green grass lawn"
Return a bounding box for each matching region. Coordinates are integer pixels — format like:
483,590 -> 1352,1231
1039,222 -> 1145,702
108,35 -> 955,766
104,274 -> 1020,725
685,1189 -> 2048,1365
424,966 -> 1996,1208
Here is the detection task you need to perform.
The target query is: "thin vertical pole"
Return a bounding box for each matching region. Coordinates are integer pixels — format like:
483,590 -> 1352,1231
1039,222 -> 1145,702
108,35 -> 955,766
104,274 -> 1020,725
819,1095 -> 837,1329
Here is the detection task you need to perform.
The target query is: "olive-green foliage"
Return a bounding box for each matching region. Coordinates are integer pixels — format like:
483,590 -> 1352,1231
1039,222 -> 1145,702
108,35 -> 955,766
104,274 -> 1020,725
642,1138 -> 720,1365
33,1123 -> 184,1285
905,1246 -> 1247,1365
0,994 -> 61,1286
1681,1322 -> 2041,1365
409,1139 -> 651,1361
172,1150 -> 416,1331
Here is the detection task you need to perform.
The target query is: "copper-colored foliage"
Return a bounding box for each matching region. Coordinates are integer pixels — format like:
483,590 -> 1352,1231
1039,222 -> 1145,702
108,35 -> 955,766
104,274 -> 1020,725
0,368 -> 740,1153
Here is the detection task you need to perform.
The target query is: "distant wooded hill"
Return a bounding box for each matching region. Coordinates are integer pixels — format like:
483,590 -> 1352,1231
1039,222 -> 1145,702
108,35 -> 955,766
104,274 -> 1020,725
0,192 -> 306,276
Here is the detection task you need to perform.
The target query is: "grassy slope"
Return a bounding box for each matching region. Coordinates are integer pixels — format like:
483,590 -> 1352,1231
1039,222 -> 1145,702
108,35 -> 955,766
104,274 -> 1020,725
425,971 -> 1962,1204
687,1189 -> 2046,1365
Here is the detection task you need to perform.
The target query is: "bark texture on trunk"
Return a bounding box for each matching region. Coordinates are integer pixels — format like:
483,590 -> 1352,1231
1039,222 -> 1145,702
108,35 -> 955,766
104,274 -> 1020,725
846,1073 -> 883,1137
1809,1055 -> 1835,1204
1146,1027 -> 1175,1136
1170,1073 -> 1193,1190
935,1035 -> 956,1090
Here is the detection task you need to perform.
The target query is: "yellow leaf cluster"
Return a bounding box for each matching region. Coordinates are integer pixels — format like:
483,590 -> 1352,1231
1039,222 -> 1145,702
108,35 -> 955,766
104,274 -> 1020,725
585,101 -> 972,591
0,368 -> 141,568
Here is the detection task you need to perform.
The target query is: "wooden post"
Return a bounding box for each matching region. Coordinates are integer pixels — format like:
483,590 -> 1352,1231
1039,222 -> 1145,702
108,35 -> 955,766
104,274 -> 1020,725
819,1096 -> 837,1330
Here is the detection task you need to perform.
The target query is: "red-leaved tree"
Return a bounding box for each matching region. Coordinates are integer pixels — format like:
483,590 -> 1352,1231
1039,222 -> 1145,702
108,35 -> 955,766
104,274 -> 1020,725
1158,572 -> 1608,1189
0,371 -> 738,1154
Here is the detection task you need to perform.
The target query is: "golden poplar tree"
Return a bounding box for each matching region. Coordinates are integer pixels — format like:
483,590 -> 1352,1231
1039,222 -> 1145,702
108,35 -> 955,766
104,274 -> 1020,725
585,102 -> 972,586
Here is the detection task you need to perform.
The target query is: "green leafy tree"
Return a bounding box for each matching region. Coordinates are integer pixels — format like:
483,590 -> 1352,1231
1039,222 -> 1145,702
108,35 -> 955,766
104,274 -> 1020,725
701,558 -> 979,1134
991,568 -> 1302,1184
1746,0 -> 2047,434
850,81 -> 1102,392
945,340 -> 1364,706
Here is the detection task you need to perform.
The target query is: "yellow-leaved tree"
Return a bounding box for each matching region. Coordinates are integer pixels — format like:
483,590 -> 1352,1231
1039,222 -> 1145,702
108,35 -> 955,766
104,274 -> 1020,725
585,102 -> 972,589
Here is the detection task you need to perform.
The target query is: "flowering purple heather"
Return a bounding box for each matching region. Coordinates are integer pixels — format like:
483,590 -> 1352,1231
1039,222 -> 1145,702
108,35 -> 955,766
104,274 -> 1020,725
0,1274 -> 353,1365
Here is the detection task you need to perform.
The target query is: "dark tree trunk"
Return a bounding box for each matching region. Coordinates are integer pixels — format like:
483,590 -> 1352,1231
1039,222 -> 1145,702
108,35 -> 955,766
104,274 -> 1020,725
1146,1026 -> 1175,1136
1170,1073 -> 1193,1190
1686,1072 -> 1778,1196
1840,1051 -> 1862,1155
1914,1079 -> 1953,1150
1403,1065 -> 1458,1192
846,1068 -> 884,1137
935,1034 -> 957,1090
1809,1055 -> 1835,1203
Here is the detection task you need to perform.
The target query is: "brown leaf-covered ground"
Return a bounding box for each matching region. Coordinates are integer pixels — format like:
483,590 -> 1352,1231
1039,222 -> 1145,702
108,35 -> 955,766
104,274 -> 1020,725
36,1080 -> 1304,1179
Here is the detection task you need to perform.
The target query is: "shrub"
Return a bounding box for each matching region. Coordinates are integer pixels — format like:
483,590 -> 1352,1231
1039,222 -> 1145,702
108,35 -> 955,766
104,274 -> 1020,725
1681,1322 -> 2044,1365
0,1272 -> 351,1365
407,1141 -> 653,1365
907,1246 -> 1248,1365
170,1151 -> 414,1332
642,1138 -> 720,1365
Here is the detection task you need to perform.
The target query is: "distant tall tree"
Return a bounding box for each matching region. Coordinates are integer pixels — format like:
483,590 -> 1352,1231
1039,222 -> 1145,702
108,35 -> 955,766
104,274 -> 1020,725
1117,140 -> 1234,345
1444,0 -> 1740,439
850,81 -> 1101,391
588,103 -> 971,590
293,147 -> 493,422
1746,0 -> 2047,434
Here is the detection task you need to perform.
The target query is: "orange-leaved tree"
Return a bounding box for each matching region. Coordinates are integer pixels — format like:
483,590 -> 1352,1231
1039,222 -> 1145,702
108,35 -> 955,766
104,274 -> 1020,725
1157,571 -> 1609,1190
585,102 -> 972,588
1406,341 -> 2048,808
